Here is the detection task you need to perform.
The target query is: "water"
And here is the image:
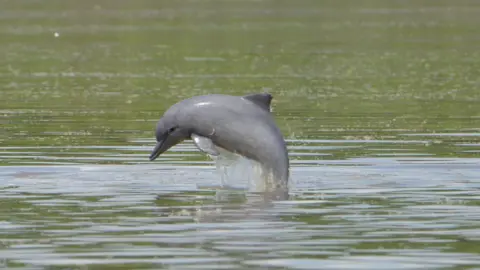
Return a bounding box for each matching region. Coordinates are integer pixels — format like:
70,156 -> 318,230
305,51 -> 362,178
1,0 -> 480,269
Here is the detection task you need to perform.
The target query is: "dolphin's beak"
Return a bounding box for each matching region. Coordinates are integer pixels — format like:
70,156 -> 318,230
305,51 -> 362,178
149,140 -> 166,161
149,130 -> 185,161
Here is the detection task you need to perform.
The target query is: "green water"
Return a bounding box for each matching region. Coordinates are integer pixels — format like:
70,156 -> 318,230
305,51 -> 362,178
2,0 -> 479,152
1,0 -> 480,269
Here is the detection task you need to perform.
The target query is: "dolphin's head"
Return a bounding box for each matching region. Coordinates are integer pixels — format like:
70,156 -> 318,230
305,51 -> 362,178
149,112 -> 190,161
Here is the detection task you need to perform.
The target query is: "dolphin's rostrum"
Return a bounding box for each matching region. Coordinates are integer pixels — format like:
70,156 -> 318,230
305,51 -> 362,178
150,93 -> 290,197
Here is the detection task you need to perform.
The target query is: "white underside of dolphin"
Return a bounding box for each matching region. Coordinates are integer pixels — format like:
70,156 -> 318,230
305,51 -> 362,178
191,133 -> 220,156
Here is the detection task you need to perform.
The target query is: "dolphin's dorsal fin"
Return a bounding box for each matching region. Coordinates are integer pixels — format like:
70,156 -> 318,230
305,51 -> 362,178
242,93 -> 272,112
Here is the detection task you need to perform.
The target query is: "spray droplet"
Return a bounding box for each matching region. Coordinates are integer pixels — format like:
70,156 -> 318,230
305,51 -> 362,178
54,32 -> 59,37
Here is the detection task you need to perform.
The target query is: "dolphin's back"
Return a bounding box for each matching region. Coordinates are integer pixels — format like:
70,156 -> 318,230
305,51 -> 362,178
167,94 -> 289,189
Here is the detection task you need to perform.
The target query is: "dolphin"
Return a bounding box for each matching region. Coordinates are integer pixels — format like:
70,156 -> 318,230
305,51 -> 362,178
149,93 -> 290,198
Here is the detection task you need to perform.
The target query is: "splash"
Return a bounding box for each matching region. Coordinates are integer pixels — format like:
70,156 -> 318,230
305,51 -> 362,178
208,147 -> 272,193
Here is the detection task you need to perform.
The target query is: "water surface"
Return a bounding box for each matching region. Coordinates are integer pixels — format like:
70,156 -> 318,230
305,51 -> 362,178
1,0 -> 480,269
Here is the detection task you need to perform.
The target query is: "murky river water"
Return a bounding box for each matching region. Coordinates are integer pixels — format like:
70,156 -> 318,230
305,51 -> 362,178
1,0 -> 480,269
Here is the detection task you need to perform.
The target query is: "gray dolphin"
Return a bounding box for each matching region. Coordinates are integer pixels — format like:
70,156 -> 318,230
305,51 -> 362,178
149,93 -> 290,198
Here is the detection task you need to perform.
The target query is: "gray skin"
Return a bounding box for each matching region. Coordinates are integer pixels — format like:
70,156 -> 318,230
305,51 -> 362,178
149,93 -> 290,197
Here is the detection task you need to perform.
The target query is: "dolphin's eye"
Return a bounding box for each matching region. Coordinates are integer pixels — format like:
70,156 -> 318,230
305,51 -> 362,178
168,127 -> 176,134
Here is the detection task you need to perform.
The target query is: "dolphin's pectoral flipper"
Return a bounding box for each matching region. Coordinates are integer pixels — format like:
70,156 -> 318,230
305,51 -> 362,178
242,93 -> 272,112
191,134 -> 220,156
